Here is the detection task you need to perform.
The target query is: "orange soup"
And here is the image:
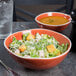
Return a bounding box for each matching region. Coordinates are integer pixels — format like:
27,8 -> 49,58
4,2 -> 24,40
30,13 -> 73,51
39,16 -> 69,25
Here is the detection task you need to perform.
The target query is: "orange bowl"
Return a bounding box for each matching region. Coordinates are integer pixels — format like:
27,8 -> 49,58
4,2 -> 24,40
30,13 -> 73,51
35,12 -> 72,32
4,29 -> 71,70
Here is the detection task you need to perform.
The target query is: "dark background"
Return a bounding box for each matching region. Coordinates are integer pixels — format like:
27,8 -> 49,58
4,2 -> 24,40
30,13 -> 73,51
14,0 -> 76,21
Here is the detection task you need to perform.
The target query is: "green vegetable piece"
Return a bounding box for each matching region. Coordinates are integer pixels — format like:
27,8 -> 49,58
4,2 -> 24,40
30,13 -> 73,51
49,53 -> 56,57
23,33 -> 29,41
13,37 -> 17,41
35,33 -> 41,39
63,43 -> 68,52
42,34 -> 48,39
30,50 -> 39,57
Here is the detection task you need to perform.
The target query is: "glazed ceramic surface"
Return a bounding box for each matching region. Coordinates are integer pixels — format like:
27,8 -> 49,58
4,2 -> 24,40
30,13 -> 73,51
4,29 -> 71,70
35,12 -> 72,32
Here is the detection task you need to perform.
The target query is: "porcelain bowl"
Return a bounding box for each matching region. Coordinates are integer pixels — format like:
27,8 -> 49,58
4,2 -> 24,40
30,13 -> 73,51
4,29 -> 71,70
35,12 -> 72,32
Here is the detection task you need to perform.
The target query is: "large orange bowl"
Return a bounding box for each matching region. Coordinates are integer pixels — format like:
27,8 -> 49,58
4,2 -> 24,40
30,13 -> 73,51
4,29 -> 71,70
35,12 -> 72,32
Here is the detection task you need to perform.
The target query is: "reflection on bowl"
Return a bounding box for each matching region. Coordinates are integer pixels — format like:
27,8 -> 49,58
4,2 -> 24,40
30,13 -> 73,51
35,12 -> 72,32
4,29 -> 71,70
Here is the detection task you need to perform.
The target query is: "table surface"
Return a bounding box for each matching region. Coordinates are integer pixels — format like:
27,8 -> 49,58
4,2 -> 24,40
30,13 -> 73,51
0,22 -> 76,76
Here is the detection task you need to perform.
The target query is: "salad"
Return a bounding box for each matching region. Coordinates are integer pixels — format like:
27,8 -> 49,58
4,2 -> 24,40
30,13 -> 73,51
9,32 -> 68,58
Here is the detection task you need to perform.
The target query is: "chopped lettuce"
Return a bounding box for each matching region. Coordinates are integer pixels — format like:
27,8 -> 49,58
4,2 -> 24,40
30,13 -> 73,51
9,37 -> 22,52
23,33 -> 29,41
9,33 -> 68,58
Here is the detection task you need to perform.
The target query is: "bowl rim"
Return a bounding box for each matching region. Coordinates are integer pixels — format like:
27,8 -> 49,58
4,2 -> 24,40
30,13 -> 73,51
4,28 -> 72,60
35,12 -> 72,27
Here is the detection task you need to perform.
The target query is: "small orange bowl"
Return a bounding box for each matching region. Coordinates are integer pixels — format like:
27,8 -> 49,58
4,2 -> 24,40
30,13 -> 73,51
35,12 -> 72,32
4,29 -> 71,70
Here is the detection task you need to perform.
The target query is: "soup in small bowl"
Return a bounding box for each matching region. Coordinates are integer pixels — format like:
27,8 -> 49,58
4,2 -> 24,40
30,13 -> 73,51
39,16 -> 69,25
35,12 -> 72,32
